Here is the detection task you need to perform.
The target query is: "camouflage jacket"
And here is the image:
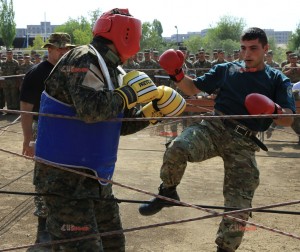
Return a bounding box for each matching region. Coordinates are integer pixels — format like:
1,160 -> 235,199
17,61 -> 34,74
44,42 -> 149,135
1,59 -> 19,76
193,60 -> 212,75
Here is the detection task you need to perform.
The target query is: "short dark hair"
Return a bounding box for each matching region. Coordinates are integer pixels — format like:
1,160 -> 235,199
241,27 -> 268,47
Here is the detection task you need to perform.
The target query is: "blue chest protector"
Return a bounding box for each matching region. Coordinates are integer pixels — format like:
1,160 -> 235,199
35,91 -> 123,185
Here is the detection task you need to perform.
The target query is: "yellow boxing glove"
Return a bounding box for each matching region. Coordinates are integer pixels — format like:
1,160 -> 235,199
114,71 -> 158,109
142,85 -> 186,124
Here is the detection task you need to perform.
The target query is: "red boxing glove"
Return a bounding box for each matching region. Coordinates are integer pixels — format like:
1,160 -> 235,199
159,49 -> 185,82
245,93 -> 283,115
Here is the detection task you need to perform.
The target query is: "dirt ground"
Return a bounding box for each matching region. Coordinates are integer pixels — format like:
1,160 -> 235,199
0,114 -> 299,252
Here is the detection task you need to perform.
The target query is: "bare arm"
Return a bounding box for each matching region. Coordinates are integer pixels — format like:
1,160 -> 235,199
175,76 -> 201,96
273,108 -> 294,127
20,101 -> 34,157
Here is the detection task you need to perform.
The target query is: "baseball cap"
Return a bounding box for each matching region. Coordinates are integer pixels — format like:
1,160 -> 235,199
43,32 -> 75,49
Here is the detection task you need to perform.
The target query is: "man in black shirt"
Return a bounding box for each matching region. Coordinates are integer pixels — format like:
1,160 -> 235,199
20,32 -> 75,246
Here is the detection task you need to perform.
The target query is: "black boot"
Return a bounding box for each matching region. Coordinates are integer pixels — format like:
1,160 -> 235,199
217,247 -> 230,252
35,217 -> 51,245
139,184 -> 180,216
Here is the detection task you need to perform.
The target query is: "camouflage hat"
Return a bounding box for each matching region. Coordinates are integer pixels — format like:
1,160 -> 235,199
267,50 -> 273,56
43,32 -> 75,49
289,53 -> 298,58
178,46 -> 187,51
144,49 -> 151,54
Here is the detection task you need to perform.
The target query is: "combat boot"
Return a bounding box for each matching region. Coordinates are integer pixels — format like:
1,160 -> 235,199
139,184 -> 180,216
217,247 -> 230,252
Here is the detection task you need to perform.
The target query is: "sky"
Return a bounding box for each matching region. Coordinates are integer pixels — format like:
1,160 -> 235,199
13,0 -> 300,37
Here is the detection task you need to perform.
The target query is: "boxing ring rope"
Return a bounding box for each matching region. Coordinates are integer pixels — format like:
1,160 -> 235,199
0,107 -> 299,251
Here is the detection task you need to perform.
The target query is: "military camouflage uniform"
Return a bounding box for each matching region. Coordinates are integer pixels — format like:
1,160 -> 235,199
139,58 -> 160,82
153,61 -> 295,252
123,59 -> 139,71
161,118 -> 260,251
0,60 -> 5,110
193,59 -> 212,76
1,58 -> 20,110
17,61 -> 34,74
34,41 -> 150,251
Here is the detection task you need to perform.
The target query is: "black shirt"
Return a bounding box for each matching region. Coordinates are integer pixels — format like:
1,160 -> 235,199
20,60 -> 54,119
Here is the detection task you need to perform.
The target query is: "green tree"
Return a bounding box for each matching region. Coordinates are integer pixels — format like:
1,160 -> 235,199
0,0 -> 16,49
182,15 -> 245,55
141,20 -> 165,52
55,16 -> 93,45
88,9 -> 102,28
31,35 -> 44,50
288,23 -> 300,52
213,16 -> 246,41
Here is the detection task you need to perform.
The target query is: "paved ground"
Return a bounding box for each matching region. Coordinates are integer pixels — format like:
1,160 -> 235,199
0,114 -> 300,252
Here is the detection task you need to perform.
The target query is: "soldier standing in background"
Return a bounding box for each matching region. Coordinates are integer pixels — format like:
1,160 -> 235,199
139,49 -> 160,81
18,54 -> 34,74
282,53 -> 300,83
123,55 -> 140,70
265,50 -> 279,68
0,58 -> 5,113
211,49 -> 228,67
1,49 -> 20,111
281,50 -> 293,68
193,48 -> 212,76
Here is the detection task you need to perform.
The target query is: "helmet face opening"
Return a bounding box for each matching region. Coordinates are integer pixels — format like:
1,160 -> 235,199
93,9 -> 142,63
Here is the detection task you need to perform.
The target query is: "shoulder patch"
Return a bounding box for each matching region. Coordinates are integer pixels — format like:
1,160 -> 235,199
287,84 -> 293,98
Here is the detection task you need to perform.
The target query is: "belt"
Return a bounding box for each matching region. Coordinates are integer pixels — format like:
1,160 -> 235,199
222,119 -> 268,151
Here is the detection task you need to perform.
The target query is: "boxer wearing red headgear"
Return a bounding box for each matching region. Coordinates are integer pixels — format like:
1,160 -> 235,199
34,8 -> 186,251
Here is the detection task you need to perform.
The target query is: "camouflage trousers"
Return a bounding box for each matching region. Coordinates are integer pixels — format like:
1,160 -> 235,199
34,162 -> 125,252
32,121 -> 48,218
2,80 -> 20,110
160,118 -> 260,252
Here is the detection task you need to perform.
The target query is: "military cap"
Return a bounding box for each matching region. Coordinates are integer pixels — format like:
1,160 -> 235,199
6,49 -> 13,53
137,51 -> 143,55
285,50 -> 293,55
198,48 -> 205,53
267,50 -> 273,55
144,49 -> 150,54
289,53 -> 298,58
178,46 -> 187,51
43,32 -> 75,49
213,49 -> 218,53
23,53 -> 30,57
17,56 -> 24,59
218,49 -> 225,53
35,53 -> 41,58
233,49 -> 240,54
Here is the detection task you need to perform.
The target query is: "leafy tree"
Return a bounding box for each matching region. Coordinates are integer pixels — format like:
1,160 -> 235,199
55,16 -> 93,45
152,19 -> 163,37
213,16 -> 246,41
0,0 -> 16,49
31,35 -> 45,50
140,20 -> 166,53
288,23 -> 300,53
88,9 -> 102,28
182,15 -> 245,55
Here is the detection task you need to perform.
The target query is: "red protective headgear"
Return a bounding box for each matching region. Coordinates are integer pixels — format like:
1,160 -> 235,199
92,8 -> 142,63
